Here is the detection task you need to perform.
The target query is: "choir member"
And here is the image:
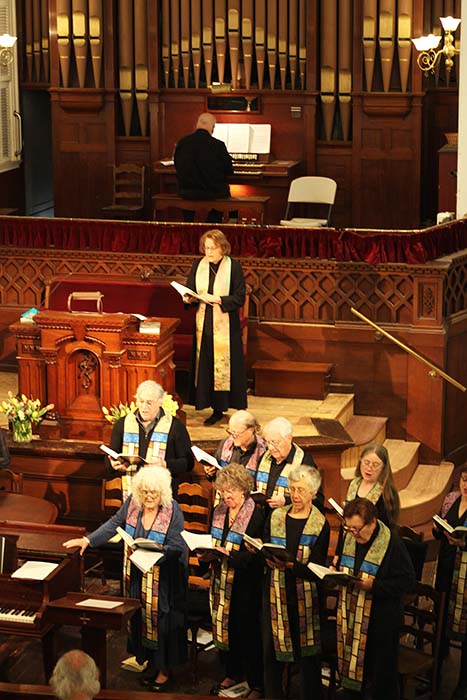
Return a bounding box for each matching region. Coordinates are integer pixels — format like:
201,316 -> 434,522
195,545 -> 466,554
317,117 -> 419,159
203,409 -> 267,479
184,229 -> 247,425
63,466 -> 187,692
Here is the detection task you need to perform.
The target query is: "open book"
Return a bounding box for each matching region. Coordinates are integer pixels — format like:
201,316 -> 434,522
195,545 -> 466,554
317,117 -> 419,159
243,533 -> 292,561
250,491 -> 268,505
433,514 -> 467,536
181,530 -> 215,551
191,445 -> 221,470
116,527 -> 163,551
100,444 -> 147,467
307,562 -> 358,584
328,497 -> 344,518
171,281 -> 213,305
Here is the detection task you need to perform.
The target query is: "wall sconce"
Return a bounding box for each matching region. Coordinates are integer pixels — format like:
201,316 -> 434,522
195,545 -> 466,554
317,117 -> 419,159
412,16 -> 461,77
0,33 -> 17,68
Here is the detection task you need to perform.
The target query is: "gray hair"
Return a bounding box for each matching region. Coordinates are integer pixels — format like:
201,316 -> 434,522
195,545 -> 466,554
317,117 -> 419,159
288,464 -> 321,494
263,416 -> 293,439
132,465 -> 173,508
50,650 -> 100,700
230,409 -> 260,432
135,380 -> 165,402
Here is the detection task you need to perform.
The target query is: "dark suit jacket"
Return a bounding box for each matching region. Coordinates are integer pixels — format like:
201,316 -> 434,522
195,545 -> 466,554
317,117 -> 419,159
174,128 -> 233,199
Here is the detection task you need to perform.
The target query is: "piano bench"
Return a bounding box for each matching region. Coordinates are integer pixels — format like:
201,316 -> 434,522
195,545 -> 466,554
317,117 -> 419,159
153,193 -> 269,224
253,360 -> 334,400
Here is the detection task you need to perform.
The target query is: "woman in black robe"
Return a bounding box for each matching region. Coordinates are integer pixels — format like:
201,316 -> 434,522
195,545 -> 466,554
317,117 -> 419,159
184,229 -> 247,425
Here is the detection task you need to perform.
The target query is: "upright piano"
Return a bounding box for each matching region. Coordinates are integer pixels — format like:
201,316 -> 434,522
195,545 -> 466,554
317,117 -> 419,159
0,521 -> 85,679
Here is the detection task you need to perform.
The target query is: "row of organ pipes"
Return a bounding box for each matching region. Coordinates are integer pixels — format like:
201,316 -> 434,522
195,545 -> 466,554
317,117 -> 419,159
20,0 -> 462,140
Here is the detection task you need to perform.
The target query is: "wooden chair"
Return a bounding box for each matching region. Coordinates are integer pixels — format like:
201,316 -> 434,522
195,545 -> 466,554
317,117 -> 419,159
0,469 -> 23,493
177,482 -> 213,683
398,582 -> 445,700
85,477 -> 123,588
102,164 -> 145,219
280,176 -> 337,227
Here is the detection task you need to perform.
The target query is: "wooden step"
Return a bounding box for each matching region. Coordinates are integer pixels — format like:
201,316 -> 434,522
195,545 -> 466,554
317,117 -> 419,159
341,438 -> 420,491
253,360 -> 333,400
340,416 -> 388,468
399,462 -> 455,528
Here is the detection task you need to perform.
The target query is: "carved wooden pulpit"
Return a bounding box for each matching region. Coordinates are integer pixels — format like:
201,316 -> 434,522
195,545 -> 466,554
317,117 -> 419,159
10,311 -> 180,441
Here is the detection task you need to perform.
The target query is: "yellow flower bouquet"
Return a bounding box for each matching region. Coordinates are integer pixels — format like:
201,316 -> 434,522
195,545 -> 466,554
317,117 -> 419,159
102,394 -> 179,424
0,391 -> 54,442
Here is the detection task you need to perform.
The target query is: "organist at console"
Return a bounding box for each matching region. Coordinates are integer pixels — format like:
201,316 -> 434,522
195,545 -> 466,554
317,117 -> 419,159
154,118 -> 303,225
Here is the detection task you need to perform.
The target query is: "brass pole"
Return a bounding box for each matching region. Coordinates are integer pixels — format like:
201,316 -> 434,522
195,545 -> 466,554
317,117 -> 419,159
350,307 -> 466,393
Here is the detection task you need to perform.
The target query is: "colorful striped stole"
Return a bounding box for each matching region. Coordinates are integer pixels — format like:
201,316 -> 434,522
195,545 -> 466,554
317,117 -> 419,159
121,411 -> 172,499
345,477 -> 383,506
337,521 -> 391,691
195,255 -> 231,391
220,435 -> 267,478
447,511 -> 467,640
269,505 -> 325,661
255,445 -> 304,500
122,498 -> 173,647
209,496 -> 256,649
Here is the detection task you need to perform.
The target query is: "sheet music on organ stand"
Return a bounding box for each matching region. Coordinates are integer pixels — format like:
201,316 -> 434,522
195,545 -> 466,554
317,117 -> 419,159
213,123 -> 271,155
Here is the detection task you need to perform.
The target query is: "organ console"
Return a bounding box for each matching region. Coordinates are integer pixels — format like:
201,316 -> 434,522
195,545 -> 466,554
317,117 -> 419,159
0,522 -> 85,679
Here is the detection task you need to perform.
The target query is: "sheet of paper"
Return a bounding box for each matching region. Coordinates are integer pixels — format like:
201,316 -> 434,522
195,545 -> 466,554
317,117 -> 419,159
249,124 -> 271,154
76,598 -> 124,609
213,123 -> 230,148
191,445 -> 221,469
11,561 -> 59,580
130,549 -> 164,574
181,530 -> 214,551
226,123 -> 252,153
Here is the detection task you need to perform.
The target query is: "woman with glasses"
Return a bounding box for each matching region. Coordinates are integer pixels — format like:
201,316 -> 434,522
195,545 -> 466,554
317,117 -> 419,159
433,465 -> 467,699
202,463 -> 265,698
336,498 -> 415,699
261,464 -> 329,700
63,466 -> 187,692
183,229 -> 247,426
255,417 -> 322,512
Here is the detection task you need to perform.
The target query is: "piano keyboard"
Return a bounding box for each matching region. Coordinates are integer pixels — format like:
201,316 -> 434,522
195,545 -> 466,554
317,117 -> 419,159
0,608 -> 37,624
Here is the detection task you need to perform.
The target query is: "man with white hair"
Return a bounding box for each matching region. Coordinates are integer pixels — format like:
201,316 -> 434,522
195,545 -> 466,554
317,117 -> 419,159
107,380 -> 193,496
174,112 -> 233,222
50,650 -> 100,700
255,416 -> 323,511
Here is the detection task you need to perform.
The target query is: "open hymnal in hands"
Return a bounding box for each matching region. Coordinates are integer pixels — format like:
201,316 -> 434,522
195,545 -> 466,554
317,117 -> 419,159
180,530 -> 216,552
191,446 -> 221,469
100,444 -> 147,466
307,562 -> 358,584
328,497 -> 344,518
433,514 -> 467,536
116,527 -> 163,551
243,533 -> 292,561
170,281 -> 213,305
250,490 -> 268,505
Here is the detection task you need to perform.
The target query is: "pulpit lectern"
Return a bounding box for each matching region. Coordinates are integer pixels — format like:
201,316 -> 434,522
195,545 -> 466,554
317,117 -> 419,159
10,310 -> 180,441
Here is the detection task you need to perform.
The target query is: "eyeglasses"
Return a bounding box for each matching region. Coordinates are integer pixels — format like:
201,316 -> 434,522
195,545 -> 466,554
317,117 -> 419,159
225,426 -> 251,438
343,523 -> 366,535
289,486 -> 308,495
361,458 -> 383,471
265,438 -> 284,448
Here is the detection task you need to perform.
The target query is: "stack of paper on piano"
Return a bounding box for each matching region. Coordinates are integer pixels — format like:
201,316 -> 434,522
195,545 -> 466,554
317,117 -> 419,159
11,560 -> 59,580
307,562 -> 358,584
243,533 -> 292,561
100,444 -> 147,466
433,514 -> 467,536
116,527 -> 164,573
191,445 -> 221,469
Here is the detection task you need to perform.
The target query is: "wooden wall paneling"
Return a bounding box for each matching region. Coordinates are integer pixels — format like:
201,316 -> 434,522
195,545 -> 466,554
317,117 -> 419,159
32,0 -> 41,80
397,0 -> 412,93
0,168 -> 24,212
266,0 -> 277,88
88,0 -> 103,88
254,0 -> 265,89
320,0 -> 337,141
56,0 -> 71,87
315,143 -> 352,227
191,0 -> 201,88
71,0 -> 88,88
134,0 -> 149,135
118,0 -> 134,135
202,0 -> 214,87
40,0 -> 49,82
241,0 -> 253,89
214,0 -> 226,84
288,0 -> 298,89
277,0 -> 288,90
362,0 -> 377,91
227,0 -> 240,88
180,0 -> 190,88
338,0 -> 352,141
24,0 -> 33,81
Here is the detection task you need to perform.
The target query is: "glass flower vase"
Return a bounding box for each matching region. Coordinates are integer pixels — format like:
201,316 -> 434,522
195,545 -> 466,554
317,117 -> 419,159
12,419 -> 33,443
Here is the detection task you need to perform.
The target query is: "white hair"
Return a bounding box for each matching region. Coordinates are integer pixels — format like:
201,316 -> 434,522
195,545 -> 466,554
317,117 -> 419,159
288,464 -> 322,493
50,650 -> 100,700
262,416 -> 293,439
131,465 -> 173,508
135,380 -> 165,402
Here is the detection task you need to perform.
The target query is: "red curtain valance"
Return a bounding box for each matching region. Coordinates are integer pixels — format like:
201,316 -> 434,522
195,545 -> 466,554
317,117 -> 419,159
1,216 -> 466,264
